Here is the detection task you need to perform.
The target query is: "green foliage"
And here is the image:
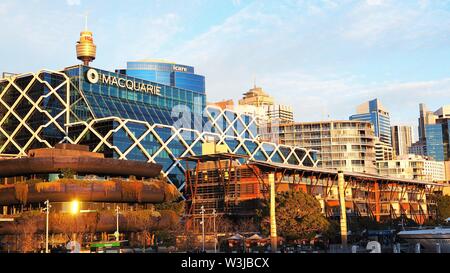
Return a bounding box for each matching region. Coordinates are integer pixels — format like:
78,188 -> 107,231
125,208 -> 161,232
154,229 -> 175,246
155,201 -> 185,216
348,217 -> 385,233
12,211 -> 43,252
322,220 -> 340,242
260,190 -> 331,241
59,168 -> 76,179
436,195 -> 450,221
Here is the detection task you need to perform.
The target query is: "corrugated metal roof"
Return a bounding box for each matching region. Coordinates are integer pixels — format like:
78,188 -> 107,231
248,160 -> 448,186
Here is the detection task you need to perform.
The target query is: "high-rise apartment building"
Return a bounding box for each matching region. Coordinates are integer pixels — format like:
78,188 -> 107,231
274,120 -> 377,174
377,154 -> 446,182
266,104 -> 294,123
238,85 -> 294,123
391,125 -> 413,157
374,139 -> 394,161
350,99 -> 391,146
410,103 -> 438,157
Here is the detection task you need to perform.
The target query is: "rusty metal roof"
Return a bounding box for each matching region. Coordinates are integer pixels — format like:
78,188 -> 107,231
248,160 -> 448,187
179,153 -> 249,162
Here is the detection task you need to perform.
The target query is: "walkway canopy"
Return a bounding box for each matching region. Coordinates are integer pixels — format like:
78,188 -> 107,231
248,160 -> 447,187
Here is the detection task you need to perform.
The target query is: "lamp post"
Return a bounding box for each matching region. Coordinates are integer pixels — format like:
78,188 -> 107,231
212,209 -> 217,253
115,206 -> 120,242
268,173 -> 277,253
200,205 -> 205,252
43,200 -> 51,253
337,171 -> 348,247
68,200 -> 97,252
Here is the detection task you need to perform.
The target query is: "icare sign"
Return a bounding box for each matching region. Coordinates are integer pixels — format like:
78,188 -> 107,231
172,65 -> 188,72
86,68 -> 162,96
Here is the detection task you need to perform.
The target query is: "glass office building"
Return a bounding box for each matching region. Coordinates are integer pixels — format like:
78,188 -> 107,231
425,120 -> 450,161
350,99 -> 392,146
117,60 -> 205,94
66,65 -> 205,125
0,65 -> 317,192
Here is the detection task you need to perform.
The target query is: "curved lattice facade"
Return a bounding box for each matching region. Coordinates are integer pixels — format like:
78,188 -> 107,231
0,66 -> 318,193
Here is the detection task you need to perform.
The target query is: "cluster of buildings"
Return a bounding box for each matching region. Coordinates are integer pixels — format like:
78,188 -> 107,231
214,87 -> 450,184
0,27 -> 317,207
200,86 -> 449,227
0,26 -> 447,249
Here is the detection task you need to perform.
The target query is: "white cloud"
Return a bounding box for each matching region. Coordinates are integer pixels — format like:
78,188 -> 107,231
0,0 -> 448,128
167,1 -> 450,126
366,0 -> 385,6
232,0 -> 241,6
102,12 -> 183,66
66,0 -> 81,6
341,1 -> 450,48
0,2 -> 11,16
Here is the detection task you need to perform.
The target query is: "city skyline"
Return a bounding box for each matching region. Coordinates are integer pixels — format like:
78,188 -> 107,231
1,0 -> 450,135
1,1 -> 450,256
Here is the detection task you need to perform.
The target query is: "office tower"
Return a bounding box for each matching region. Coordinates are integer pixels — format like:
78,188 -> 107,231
117,60 -> 205,94
425,106 -> 450,161
418,103 -> 437,142
238,85 -> 294,123
391,125 -> 413,157
350,99 -> 391,145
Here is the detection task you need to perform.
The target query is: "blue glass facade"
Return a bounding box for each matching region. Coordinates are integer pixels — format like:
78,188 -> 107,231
120,61 -> 205,94
66,66 -> 206,126
425,120 -> 450,161
350,99 -> 391,145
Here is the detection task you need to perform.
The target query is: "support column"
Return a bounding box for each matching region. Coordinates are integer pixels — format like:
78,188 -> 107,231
338,171 -> 347,246
374,182 -> 381,222
269,173 -> 277,253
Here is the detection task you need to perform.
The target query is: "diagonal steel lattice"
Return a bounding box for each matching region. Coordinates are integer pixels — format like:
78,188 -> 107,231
0,69 -> 318,195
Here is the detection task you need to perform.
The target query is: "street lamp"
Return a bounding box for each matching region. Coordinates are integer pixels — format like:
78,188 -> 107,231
70,200 -> 80,215
43,200 -> 51,253
212,209 -> 217,253
115,206 -> 120,242
200,205 -> 205,252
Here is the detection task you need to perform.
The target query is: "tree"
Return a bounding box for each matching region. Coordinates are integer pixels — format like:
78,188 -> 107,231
59,168 -> 76,179
436,195 -> 450,222
125,207 -> 161,250
259,190 -> 331,241
155,201 -> 185,216
12,211 -> 42,252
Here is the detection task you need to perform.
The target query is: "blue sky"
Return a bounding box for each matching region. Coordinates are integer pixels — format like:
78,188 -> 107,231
1,0 -> 450,140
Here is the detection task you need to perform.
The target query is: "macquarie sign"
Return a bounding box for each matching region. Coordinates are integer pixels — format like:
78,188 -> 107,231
86,68 -> 162,96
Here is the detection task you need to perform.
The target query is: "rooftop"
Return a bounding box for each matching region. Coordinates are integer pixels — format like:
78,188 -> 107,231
179,153 -> 249,163
248,160 -> 447,186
